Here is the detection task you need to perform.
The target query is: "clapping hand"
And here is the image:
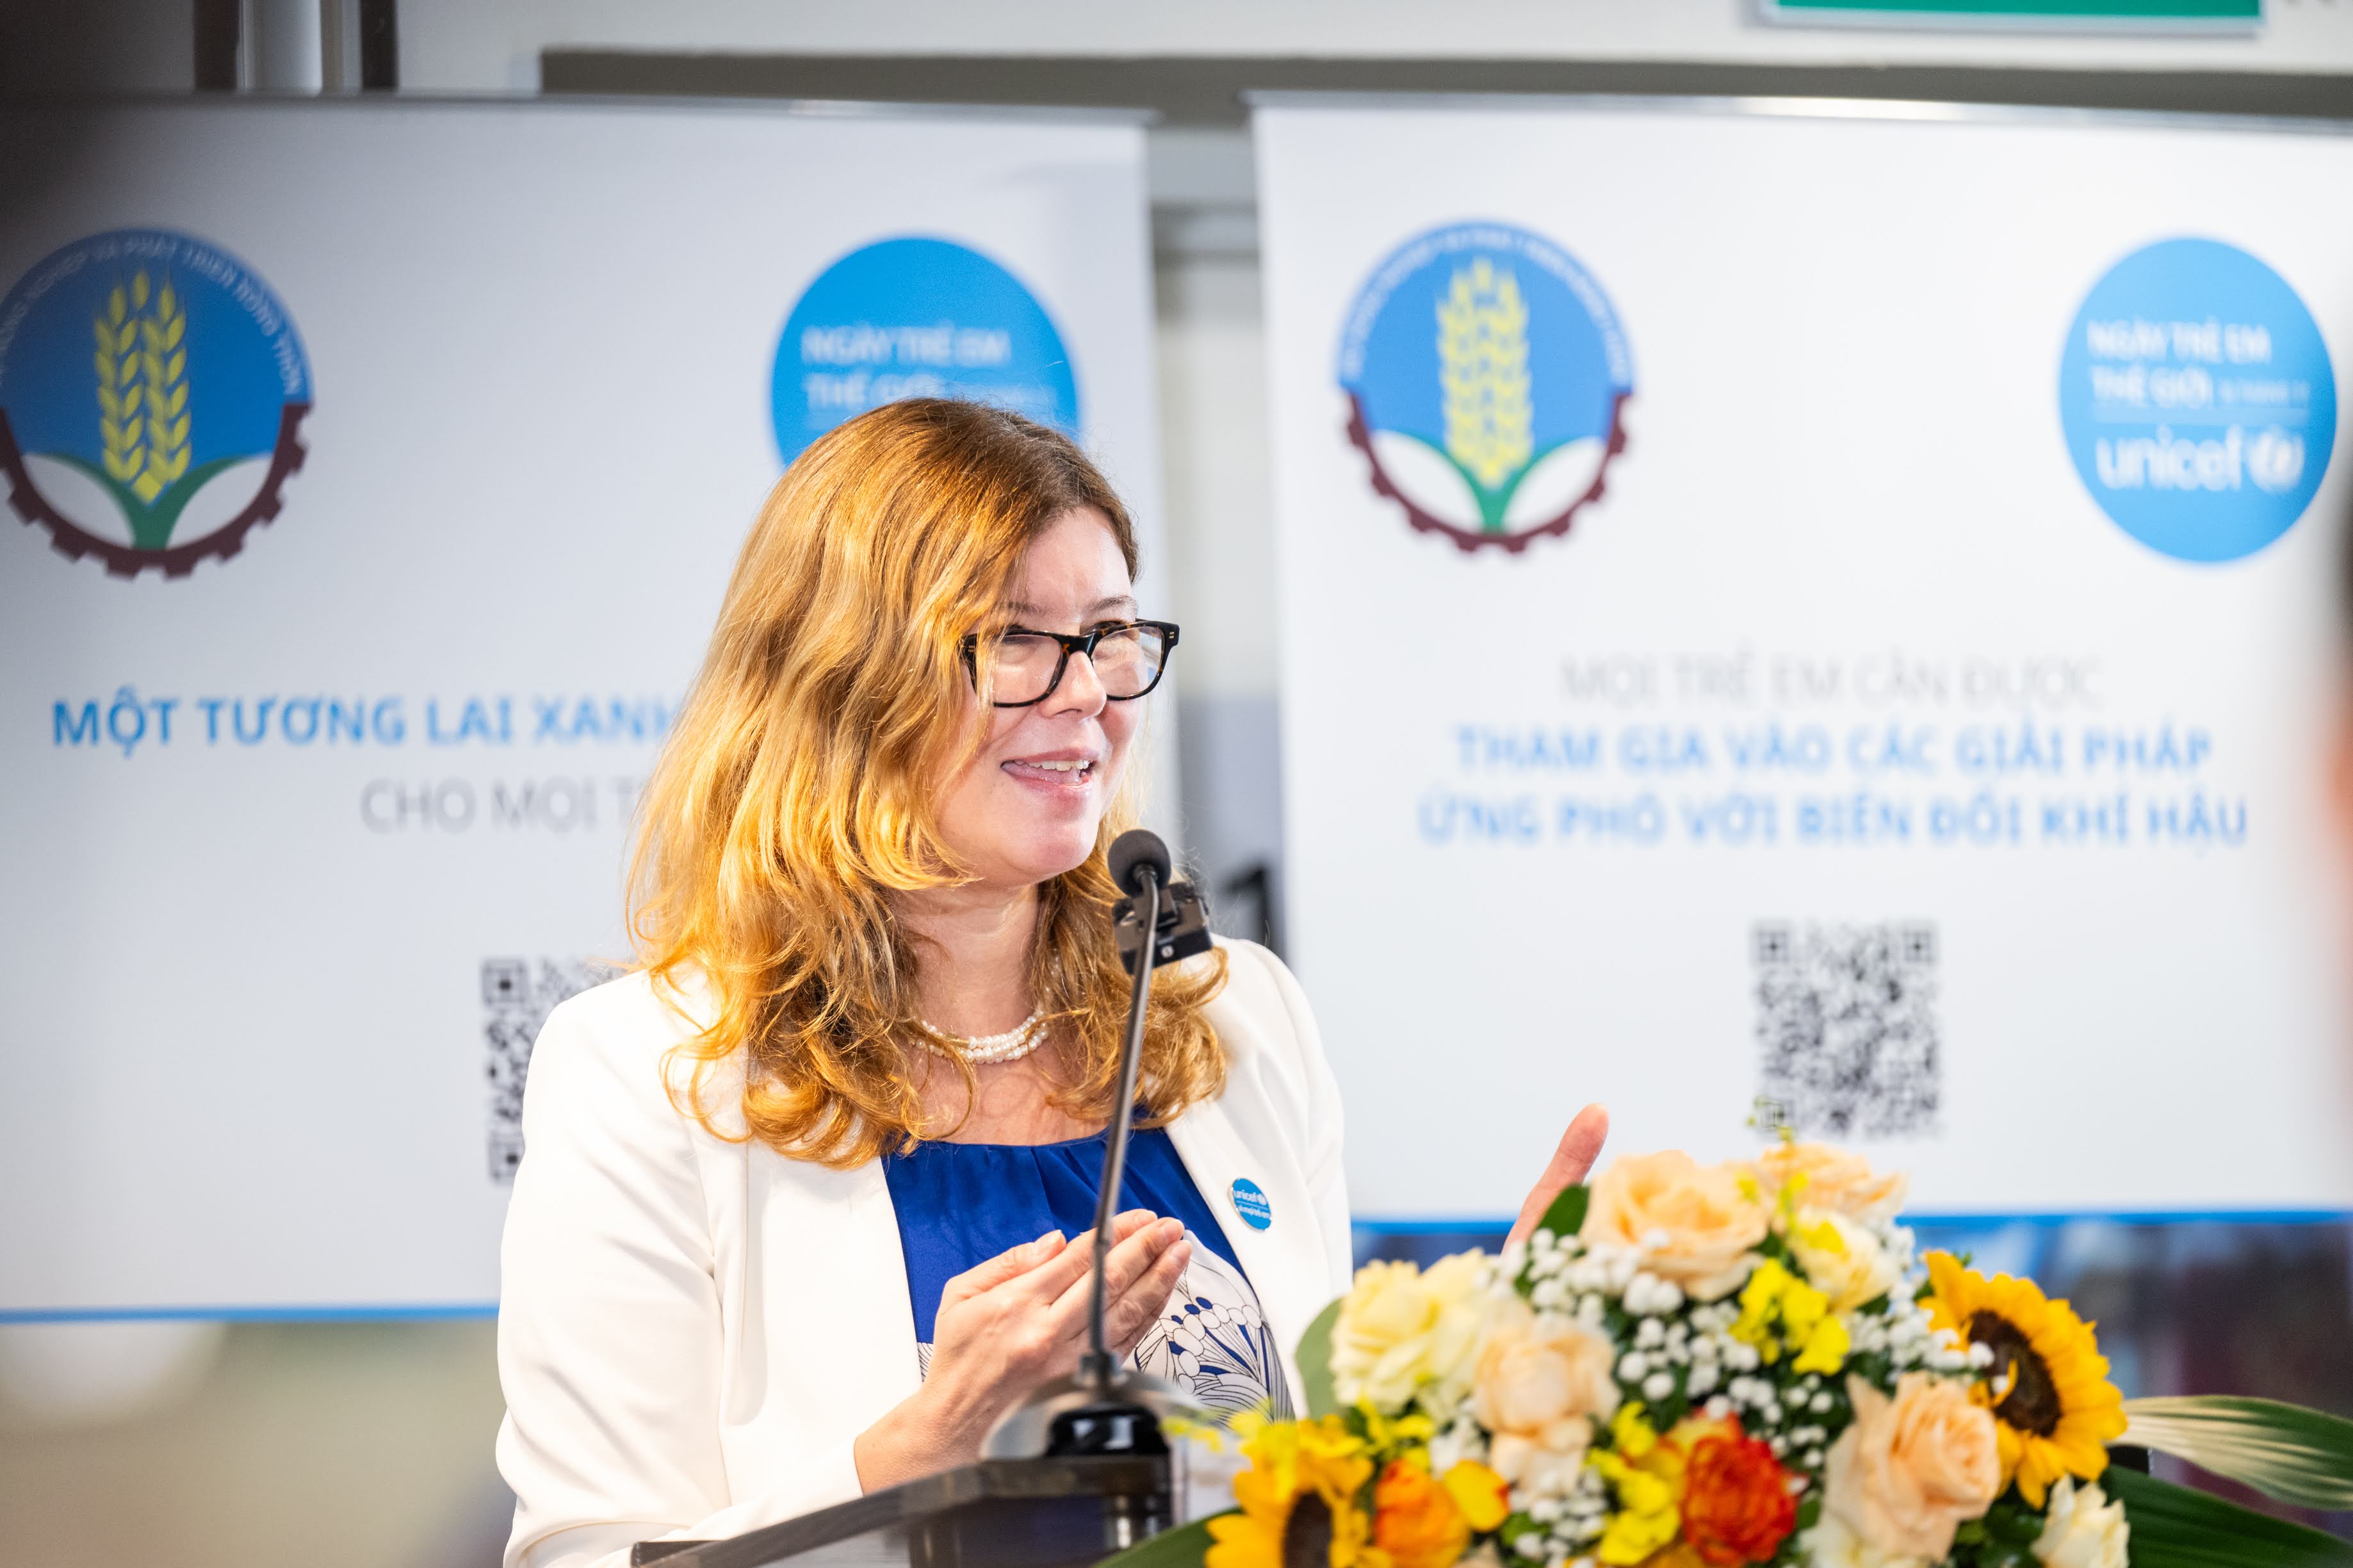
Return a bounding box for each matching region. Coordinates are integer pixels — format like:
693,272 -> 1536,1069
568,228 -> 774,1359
853,1209 -> 1190,1490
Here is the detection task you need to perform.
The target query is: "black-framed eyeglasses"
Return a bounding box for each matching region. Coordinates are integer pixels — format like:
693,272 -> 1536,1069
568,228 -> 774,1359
959,620 -> 1180,707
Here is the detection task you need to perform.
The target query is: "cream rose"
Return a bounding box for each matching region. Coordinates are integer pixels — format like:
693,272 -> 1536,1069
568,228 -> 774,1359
1789,1208 -> 1901,1312
1751,1142 -> 1908,1225
2032,1477 -> 2130,1568
1821,1374 -> 2002,1561
1330,1252 -> 1490,1415
1801,1512 -> 1928,1568
1578,1151 -> 1768,1302
1470,1296 -> 1620,1495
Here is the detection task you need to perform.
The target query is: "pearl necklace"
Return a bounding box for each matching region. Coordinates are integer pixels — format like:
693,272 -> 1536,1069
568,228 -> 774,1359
913,1006 -> 1048,1065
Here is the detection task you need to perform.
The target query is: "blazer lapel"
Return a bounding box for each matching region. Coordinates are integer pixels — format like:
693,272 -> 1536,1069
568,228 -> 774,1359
1166,1096 -> 1337,1406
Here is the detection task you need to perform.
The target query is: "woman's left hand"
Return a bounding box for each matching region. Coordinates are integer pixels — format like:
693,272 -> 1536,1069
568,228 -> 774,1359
1505,1103 -> 1610,1249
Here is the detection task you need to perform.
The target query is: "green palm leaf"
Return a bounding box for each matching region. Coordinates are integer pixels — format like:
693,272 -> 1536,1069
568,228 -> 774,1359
2123,1396 -> 2353,1510
1294,1296 -> 1344,1419
2105,1466 -> 2353,1566
1093,1514 -> 1223,1567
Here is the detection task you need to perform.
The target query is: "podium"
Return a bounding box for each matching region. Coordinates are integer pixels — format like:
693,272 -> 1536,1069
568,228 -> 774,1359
628,1455 -> 1172,1567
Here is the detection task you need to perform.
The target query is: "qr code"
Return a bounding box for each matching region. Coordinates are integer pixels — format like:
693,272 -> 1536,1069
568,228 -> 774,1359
1753,923 -> 1940,1140
484,957 -> 615,1181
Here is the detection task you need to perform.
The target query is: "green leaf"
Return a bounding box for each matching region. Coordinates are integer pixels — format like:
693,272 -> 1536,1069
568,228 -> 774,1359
1983,1498 -> 2045,1546
45,449 -> 251,549
2105,1466 -> 2353,1567
2123,1396 -> 2353,1510
1536,1182 -> 1589,1241
1294,1295 -> 1345,1419
1093,1514 -> 1224,1567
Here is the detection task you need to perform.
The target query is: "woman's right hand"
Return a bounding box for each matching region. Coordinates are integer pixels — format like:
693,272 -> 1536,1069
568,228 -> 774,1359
851,1209 -> 1192,1491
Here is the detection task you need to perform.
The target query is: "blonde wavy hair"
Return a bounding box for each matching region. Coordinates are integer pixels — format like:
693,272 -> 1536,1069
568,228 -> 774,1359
630,398 -> 1228,1166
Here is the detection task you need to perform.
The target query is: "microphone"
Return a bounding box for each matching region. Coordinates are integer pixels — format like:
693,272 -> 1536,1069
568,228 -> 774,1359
984,830 -> 1214,1526
1107,829 -> 1171,899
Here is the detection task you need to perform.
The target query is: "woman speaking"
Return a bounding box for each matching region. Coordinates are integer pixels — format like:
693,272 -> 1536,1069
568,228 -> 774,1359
494,399 -> 1609,1568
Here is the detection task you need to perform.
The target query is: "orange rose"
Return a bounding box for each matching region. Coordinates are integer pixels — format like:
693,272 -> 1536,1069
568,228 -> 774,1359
1821,1374 -> 2001,1560
1371,1457 -> 1469,1568
1679,1421 -> 1797,1565
1580,1151 -> 1769,1301
1749,1143 -> 1907,1225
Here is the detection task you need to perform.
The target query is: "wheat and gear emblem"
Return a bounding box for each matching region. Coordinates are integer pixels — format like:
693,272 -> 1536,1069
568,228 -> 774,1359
1340,225 -> 1632,555
1,228 -> 315,578
72,271 -> 241,551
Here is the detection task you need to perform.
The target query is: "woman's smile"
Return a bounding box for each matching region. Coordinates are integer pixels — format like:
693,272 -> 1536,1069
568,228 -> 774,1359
1000,747 -> 1101,793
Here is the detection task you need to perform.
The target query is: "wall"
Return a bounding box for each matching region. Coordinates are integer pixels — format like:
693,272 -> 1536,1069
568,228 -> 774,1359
398,0 -> 2353,93
17,3 -> 2353,99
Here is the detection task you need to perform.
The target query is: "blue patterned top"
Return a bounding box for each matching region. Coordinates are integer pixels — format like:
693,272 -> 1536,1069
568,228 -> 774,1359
882,1126 -> 1291,1420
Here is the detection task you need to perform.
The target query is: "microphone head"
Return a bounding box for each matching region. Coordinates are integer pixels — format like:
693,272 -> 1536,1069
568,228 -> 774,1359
1107,829 -> 1172,896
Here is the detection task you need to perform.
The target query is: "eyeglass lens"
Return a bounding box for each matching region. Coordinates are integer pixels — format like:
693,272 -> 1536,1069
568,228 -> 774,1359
989,626 -> 1166,704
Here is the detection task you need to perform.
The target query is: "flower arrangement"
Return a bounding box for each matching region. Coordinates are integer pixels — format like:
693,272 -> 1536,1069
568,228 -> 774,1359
1118,1141 -> 2353,1568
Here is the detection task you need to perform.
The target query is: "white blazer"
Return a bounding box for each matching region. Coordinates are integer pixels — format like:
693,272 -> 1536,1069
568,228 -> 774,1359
495,938 -> 1352,1568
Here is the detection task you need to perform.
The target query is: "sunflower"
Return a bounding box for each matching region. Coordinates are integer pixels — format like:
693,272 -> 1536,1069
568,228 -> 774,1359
1923,1252 -> 2127,1508
1205,1414 -> 1386,1568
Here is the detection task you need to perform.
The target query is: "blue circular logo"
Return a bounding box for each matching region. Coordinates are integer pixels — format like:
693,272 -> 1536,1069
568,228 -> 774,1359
772,236 -> 1079,465
1339,222 -> 1632,554
0,228 -> 311,578
1229,1177 -> 1273,1231
2059,238 -> 2335,564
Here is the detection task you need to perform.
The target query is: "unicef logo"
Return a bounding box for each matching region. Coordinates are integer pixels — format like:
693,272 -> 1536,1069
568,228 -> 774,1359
2058,238 -> 2335,564
0,229 -> 311,578
1339,222 -> 1633,554
2247,428 -> 2306,492
773,236 -> 1079,465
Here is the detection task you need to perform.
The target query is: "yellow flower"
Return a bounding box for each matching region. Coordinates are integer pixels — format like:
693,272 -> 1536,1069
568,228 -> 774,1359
1923,1254 -> 2127,1509
1440,1461 -> 1511,1533
1730,1258 -> 1843,1371
1357,1407 -> 1437,1457
1789,1208 -> 1901,1313
1585,1404 -> 1690,1565
1331,1253 -> 1492,1416
1205,1414 -> 1385,1568
1609,1400 -> 1661,1460
1590,1450 -> 1682,1564
1793,1313 -> 1852,1376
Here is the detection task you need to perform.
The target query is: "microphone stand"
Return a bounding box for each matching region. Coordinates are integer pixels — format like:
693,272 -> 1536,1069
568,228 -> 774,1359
1083,863 -> 1157,1396
985,833 -> 1211,1546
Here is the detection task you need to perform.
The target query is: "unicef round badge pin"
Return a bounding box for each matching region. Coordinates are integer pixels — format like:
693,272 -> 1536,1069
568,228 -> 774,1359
2058,237 -> 2335,564
1229,1177 -> 1273,1231
0,228 -> 311,578
1337,221 -> 1633,554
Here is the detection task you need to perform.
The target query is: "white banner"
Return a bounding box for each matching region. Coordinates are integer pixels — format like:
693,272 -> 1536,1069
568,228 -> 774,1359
1256,99 -> 2353,1220
0,99 -> 1162,1314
